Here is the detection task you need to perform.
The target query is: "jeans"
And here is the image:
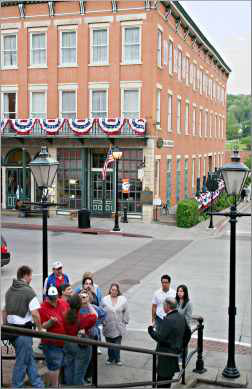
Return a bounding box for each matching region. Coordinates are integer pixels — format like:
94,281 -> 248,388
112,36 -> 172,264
12,335 -> 44,388
105,336 -> 122,363
64,342 -> 92,385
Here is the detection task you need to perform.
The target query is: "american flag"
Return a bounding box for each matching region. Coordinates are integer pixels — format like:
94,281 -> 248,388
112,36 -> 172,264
101,147 -> 114,180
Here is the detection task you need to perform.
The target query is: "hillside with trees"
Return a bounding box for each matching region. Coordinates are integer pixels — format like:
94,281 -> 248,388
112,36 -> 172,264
226,94 -> 251,140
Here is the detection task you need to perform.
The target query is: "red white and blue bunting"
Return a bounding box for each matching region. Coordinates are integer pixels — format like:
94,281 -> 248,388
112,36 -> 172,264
195,180 -> 225,210
98,118 -> 125,135
67,118 -> 95,135
128,118 -> 146,135
39,118 -> 65,134
1,118 -> 10,131
11,118 -> 37,134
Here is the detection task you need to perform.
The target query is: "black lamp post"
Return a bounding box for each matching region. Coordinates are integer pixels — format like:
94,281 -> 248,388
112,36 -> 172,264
208,149 -> 250,379
206,172 -> 218,229
112,147 -> 123,232
29,146 -> 59,288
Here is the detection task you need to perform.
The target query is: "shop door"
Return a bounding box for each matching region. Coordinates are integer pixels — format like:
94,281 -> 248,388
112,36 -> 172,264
6,168 -> 31,208
91,170 -> 113,215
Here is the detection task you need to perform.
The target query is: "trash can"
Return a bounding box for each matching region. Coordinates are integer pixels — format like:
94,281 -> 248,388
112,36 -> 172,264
78,208 -> 91,228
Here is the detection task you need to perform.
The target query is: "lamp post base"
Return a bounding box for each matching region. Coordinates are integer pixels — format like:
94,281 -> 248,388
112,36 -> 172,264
113,225 -> 120,232
222,366 -> 240,379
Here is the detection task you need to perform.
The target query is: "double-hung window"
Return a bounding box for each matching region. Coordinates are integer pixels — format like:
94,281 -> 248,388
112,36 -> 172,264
60,90 -> 77,119
91,90 -> 108,118
168,40 -> 173,74
1,33 -> 17,68
205,110 -> 208,137
177,98 -> 181,134
199,109 -> 203,137
156,89 -> 161,128
209,113 -> 212,137
122,88 -> 140,118
60,30 -> 77,66
192,106 -> 196,136
122,26 -> 141,64
157,30 -> 162,67
185,57 -> 189,85
30,91 -> 46,118
91,27 -> 108,65
177,49 -> 182,81
2,92 -> 17,118
30,32 -> 46,66
185,102 -> 189,135
193,64 -> 197,90
167,94 -> 172,132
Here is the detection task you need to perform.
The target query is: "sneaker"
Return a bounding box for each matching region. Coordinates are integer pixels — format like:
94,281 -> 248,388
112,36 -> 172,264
105,360 -> 113,365
115,361 -> 122,366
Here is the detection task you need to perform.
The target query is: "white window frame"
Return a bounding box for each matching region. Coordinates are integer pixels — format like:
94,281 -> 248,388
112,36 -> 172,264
185,101 -> 189,135
204,110 -> 208,138
0,86 -> 18,118
1,31 -> 18,69
29,29 -> 47,68
29,86 -> 47,118
156,88 -> 161,129
59,86 -> 78,119
121,23 -> 142,65
192,158 -> 195,191
157,29 -> 162,68
88,85 -> 109,118
167,93 -> 172,132
199,109 -> 203,137
176,97 -> 181,134
90,25 -> 109,66
168,40 -> 173,75
192,106 -> 196,136
59,27 -> 77,67
120,82 -> 141,119
185,56 -> 189,85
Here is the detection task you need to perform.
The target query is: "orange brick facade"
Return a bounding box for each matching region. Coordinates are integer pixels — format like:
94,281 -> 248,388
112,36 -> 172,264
1,0 -> 230,220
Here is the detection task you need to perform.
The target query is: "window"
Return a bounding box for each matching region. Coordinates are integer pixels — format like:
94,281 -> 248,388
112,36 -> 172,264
203,158 -> 206,176
177,49 -> 182,81
60,30 -> 77,66
185,102 -> 189,135
199,70 -> 203,94
167,94 -> 172,132
123,26 -> 141,64
60,90 -> 76,119
122,89 -> 140,118
199,109 -> 203,137
192,107 -> 196,136
91,28 -> 108,65
192,158 -> 195,190
177,98 -> 181,133
156,89 -> 161,128
218,116 -> 221,138
163,40 -> 168,66
209,113 -> 212,137
2,92 -> 16,118
185,57 -> 189,85
30,92 -> 46,118
197,158 -> 201,178
193,64 -> 197,90
155,159 -> 160,197
30,32 -> 46,66
204,111 -> 208,137
215,114 -> 217,137
1,33 -> 17,68
209,78 -> 212,99
91,90 -> 107,118
168,40 -> 173,74
213,81 -> 216,100
157,30 -> 162,67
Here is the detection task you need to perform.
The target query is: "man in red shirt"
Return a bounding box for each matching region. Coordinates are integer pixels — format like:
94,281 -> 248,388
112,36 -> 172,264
39,286 -> 66,387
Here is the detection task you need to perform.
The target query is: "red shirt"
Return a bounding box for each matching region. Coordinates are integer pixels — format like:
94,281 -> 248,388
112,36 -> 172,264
64,311 -> 97,337
58,297 -> 69,314
39,299 -> 66,347
55,276 -> 65,290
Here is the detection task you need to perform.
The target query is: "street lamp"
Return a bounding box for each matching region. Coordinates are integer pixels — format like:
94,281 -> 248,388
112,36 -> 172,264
220,149 -> 249,379
112,147 -> 123,231
29,146 -> 59,288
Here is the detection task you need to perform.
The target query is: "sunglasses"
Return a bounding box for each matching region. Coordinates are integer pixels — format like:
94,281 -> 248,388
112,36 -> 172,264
55,267 -> 62,270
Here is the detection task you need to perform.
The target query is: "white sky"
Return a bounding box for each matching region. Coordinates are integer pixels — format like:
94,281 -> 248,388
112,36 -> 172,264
180,0 -> 251,95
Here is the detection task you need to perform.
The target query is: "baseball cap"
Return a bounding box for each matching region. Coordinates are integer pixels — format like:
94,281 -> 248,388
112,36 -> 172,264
47,286 -> 58,298
52,261 -> 63,269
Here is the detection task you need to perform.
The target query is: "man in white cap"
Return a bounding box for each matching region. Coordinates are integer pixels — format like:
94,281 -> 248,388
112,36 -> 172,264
43,261 -> 70,298
39,286 -> 66,387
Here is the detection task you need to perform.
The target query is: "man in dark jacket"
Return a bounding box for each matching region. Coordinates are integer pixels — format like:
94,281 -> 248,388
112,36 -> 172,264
148,297 -> 186,388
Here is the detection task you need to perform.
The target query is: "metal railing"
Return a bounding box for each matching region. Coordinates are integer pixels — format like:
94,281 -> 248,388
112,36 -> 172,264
1,315 -> 206,388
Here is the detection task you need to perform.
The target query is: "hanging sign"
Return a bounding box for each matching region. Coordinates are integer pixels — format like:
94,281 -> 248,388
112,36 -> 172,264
122,178 -> 130,194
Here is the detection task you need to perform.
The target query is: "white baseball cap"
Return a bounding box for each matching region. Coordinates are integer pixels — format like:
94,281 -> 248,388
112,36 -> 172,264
52,261 -> 63,269
47,286 -> 58,297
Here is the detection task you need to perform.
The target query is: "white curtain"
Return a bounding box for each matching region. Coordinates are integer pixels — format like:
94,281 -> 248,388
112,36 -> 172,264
32,33 -> 46,65
62,31 -> 76,64
3,93 -> 16,118
4,35 -> 17,66
93,29 -> 107,64
124,27 -> 140,63
31,92 -> 45,118
92,90 -> 107,117
62,91 -> 76,118
123,90 -> 139,118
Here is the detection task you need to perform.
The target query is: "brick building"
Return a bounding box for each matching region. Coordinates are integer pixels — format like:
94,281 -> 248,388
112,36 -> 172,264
0,0 -> 230,221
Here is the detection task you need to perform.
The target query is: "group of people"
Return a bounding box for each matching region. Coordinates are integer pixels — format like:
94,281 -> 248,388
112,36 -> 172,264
2,263 -> 129,388
3,262 -> 191,389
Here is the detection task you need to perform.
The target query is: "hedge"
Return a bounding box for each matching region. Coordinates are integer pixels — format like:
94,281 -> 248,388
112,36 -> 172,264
176,199 -> 200,228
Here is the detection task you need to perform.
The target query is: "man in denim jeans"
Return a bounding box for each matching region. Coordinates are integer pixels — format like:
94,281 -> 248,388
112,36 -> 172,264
2,265 -> 44,388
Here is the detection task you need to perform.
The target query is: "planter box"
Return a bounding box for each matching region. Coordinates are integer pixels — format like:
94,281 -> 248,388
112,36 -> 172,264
140,191 -> 153,205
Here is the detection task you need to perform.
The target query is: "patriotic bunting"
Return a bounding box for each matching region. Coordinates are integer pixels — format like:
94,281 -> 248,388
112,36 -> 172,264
128,118 -> 146,135
98,118 -> 125,135
67,118 -> 95,135
39,118 -> 65,134
11,118 -> 38,134
0,118 -> 10,131
195,179 -> 225,210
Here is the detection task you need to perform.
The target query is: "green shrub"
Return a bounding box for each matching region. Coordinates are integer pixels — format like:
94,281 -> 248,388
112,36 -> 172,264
176,199 -> 200,228
212,192 -> 234,211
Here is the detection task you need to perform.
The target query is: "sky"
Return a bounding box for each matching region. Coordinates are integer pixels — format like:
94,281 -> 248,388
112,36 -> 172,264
180,0 -> 251,95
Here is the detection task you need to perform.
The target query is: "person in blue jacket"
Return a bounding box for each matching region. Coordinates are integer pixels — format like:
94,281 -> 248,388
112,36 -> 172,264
43,261 -> 70,298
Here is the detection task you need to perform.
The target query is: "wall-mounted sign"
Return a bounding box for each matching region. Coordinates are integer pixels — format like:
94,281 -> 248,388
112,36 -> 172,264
122,178 -> 130,194
153,197 -> 162,206
163,140 -> 174,148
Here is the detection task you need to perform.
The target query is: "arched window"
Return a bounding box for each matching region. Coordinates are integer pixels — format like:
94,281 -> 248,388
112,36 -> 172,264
4,148 -> 31,166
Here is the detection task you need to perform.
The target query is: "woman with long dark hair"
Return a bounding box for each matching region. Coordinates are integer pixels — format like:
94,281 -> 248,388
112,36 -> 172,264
176,284 -> 192,325
63,293 -> 97,385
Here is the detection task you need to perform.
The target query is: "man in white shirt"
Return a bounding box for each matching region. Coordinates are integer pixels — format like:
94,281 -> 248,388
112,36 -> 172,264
2,265 -> 44,388
152,274 -> 176,331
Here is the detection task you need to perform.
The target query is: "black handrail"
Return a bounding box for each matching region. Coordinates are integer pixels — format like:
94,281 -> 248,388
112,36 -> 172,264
1,315 -> 206,387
